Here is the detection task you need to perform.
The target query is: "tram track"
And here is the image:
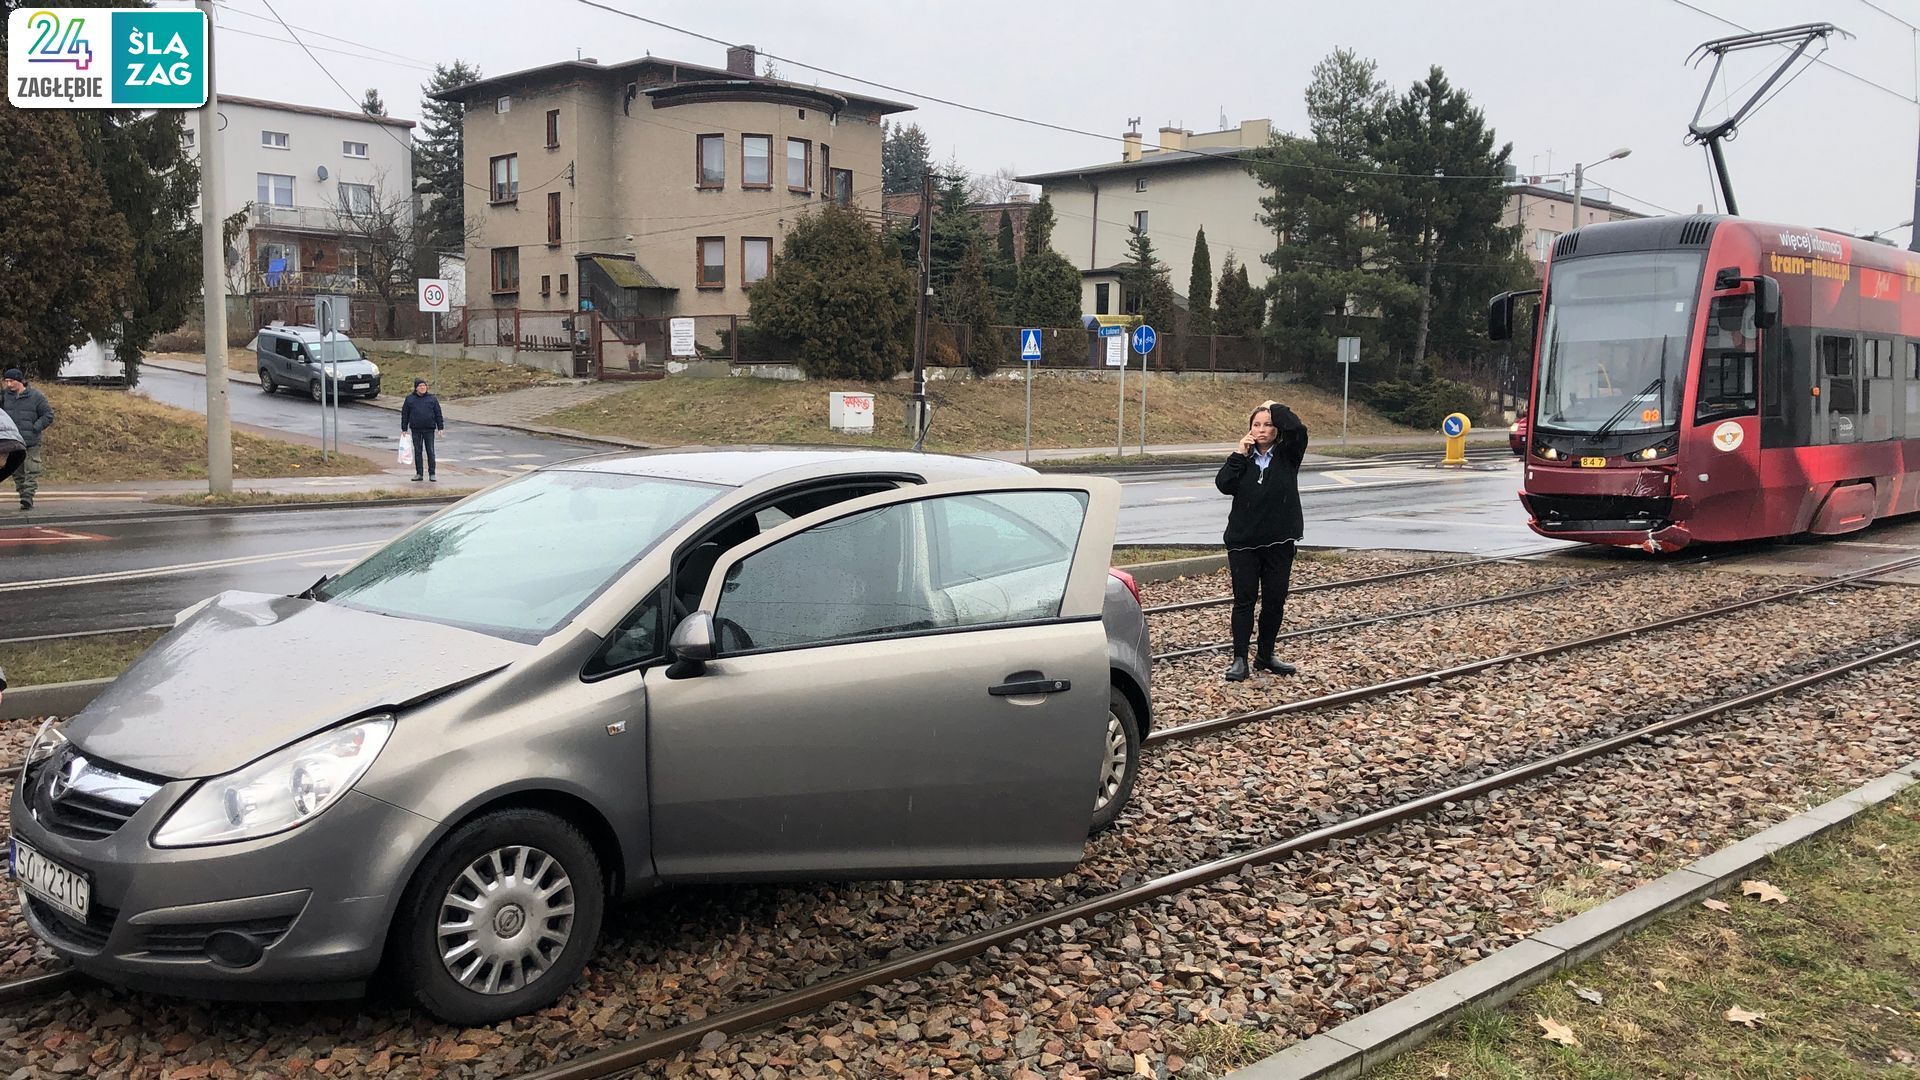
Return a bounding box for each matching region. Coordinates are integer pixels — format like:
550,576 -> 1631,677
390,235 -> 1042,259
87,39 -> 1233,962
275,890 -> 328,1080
1139,545 -> 1567,615
501,622 -> 1920,1079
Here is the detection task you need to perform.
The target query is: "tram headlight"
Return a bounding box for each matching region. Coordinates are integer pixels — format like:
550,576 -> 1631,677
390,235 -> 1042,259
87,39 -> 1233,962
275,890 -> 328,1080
1535,445 -> 1564,461
1633,443 -> 1675,461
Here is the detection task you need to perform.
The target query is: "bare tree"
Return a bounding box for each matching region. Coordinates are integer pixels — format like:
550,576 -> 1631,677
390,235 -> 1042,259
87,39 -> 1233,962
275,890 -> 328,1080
967,166 -> 1033,205
331,171 -> 476,337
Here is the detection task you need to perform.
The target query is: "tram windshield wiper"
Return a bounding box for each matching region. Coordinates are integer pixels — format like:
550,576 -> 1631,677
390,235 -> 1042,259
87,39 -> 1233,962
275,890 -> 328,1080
1592,337 -> 1670,438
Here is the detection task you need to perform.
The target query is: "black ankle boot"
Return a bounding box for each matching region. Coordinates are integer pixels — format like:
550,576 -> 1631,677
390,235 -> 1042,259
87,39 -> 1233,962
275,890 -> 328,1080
1225,656 -> 1250,682
1255,655 -> 1297,676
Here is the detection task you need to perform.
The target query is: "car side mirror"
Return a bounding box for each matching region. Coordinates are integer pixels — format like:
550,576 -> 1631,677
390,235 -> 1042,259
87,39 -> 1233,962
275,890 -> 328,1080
666,610 -> 715,679
1753,275 -> 1780,330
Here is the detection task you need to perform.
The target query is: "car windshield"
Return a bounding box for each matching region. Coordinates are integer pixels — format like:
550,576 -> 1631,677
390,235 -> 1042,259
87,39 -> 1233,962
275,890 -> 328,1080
318,470 -> 725,638
1535,252 -> 1703,436
310,334 -> 362,363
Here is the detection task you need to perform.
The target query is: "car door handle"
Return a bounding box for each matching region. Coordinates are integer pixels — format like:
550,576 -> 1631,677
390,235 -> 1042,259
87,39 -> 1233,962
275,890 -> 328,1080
988,678 -> 1070,697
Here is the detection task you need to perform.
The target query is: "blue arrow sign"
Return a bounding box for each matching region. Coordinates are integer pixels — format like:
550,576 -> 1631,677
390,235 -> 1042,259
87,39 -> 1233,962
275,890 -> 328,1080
1098,325 -> 1124,337
1131,325 -> 1157,355
1442,415 -> 1465,437
1020,328 -> 1043,363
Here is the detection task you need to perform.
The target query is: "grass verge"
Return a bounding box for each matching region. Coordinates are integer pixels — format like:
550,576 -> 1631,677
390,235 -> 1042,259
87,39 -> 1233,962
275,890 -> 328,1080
1,629 -> 168,687
1113,545 -> 1219,566
1374,789 -> 1920,1079
1036,452 -> 1226,470
149,488 -> 463,508
147,347 -> 560,400
540,373 -> 1417,453
38,385 -> 378,483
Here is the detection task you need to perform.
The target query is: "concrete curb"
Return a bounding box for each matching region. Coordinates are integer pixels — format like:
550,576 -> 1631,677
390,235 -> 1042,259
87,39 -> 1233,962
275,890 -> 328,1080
1,679 -> 114,722
1228,760 -> 1920,1079
25,493 -> 468,528
1117,554 -> 1228,582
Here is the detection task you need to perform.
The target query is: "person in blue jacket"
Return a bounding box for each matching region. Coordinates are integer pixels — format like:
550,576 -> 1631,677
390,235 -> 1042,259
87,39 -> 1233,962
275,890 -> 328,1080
1214,400 -> 1309,681
400,379 -> 445,482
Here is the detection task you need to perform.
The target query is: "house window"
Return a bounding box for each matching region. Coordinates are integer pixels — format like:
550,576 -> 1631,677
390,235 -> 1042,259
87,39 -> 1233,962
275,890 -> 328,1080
547,191 -> 562,245
545,109 -> 560,149
698,134 -> 725,188
559,273 -> 569,295
1534,229 -> 1561,261
540,274 -> 552,297
697,237 -> 726,288
342,140 -> 368,159
819,144 -> 830,197
1095,282 -> 1111,315
261,130 -> 289,149
1135,178 -> 1148,192
1133,210 -> 1148,235
495,96 -> 511,114
339,182 -> 375,216
256,173 -> 295,207
182,129 -> 195,150
490,154 -> 519,202
491,247 -> 519,293
742,237 -> 772,285
742,135 -> 772,188
786,138 -> 811,192
257,242 -> 293,274
830,168 -> 853,206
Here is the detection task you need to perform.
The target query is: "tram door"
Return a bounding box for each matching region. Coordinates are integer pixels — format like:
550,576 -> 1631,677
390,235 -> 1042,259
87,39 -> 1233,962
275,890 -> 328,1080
1685,293 -> 1763,538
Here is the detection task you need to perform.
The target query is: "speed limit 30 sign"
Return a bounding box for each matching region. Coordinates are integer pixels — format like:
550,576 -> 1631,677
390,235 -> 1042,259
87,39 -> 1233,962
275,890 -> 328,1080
417,278 -> 451,313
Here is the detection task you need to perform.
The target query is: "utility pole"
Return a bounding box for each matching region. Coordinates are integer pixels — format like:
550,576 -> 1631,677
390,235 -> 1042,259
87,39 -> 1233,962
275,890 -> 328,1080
910,171 -> 932,448
195,0 -> 233,494
1568,162 -> 1584,234
1910,123 -> 1920,252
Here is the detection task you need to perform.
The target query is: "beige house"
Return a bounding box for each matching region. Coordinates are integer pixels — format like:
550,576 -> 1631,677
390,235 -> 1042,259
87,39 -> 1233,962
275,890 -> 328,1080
1017,121 -> 1274,320
438,46 -> 911,321
1503,178 -> 1643,279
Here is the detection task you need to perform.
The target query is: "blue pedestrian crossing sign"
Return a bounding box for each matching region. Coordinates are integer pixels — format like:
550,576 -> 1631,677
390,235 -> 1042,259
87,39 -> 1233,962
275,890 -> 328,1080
1131,325 -> 1157,355
1020,328 -> 1043,363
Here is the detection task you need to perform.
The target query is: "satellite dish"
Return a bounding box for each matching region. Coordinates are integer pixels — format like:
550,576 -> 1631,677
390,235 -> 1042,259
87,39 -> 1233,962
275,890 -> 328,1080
316,165 -> 329,180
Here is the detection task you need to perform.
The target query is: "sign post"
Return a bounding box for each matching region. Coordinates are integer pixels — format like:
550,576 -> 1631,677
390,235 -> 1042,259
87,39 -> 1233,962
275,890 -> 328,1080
1101,326 -> 1126,455
1441,412 -> 1471,466
1020,328 -> 1043,463
1336,336 -> 1361,447
417,278 -> 451,385
1131,325 -> 1157,454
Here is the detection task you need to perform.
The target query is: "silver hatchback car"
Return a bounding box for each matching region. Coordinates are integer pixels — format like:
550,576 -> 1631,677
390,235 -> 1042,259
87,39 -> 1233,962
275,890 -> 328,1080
10,451 -> 1152,1024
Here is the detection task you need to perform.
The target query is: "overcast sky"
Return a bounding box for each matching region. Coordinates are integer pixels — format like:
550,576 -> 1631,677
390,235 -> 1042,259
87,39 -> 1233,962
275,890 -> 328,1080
209,0 -> 1920,241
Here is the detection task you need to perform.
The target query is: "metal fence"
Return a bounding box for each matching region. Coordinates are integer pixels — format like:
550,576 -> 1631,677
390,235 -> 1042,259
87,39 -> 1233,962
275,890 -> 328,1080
464,309 -> 577,352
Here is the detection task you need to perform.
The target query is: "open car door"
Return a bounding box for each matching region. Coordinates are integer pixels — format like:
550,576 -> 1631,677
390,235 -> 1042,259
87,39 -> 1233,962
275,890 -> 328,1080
643,475 -> 1120,882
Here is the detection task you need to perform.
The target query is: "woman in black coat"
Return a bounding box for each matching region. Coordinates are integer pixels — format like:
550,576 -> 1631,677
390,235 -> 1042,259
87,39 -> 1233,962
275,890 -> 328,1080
1214,400 -> 1309,681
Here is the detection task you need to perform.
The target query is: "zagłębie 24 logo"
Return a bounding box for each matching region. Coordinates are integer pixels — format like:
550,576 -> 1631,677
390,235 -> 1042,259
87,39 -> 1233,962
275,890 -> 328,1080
8,7 -> 207,108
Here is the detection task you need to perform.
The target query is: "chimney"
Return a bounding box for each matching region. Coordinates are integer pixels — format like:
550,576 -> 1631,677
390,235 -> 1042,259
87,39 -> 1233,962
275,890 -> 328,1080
1238,119 -> 1272,146
726,44 -> 757,75
1122,130 -> 1143,162
1156,126 -> 1188,153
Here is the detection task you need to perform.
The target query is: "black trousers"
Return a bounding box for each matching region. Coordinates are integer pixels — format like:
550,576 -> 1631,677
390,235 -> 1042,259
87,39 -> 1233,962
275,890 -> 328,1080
1228,542 -> 1297,659
410,429 -> 437,477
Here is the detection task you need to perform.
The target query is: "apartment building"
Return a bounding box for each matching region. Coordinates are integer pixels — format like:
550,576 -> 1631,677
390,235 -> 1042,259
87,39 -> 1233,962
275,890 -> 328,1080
186,95 -> 415,307
1503,176 -> 1643,278
439,46 -> 912,319
1018,121 -> 1275,319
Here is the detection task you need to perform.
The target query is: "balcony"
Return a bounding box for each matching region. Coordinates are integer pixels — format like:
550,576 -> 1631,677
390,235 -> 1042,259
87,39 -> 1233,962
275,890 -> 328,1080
247,269 -> 379,295
250,203 -> 376,234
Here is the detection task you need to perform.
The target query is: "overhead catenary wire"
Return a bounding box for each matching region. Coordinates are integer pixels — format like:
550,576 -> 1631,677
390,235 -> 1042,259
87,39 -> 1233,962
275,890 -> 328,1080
1664,0 -> 1919,105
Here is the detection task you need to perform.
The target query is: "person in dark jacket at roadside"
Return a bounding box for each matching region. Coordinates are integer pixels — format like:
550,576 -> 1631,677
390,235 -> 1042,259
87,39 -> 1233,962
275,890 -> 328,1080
1214,400 -> 1309,681
2,368 -> 54,510
400,378 -> 445,482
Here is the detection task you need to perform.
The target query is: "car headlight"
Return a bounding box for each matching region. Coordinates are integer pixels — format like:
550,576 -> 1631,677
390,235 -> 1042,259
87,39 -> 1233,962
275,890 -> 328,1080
22,719 -> 67,776
1509,422 -> 1520,434
366,363 -> 380,377
153,716 -> 393,847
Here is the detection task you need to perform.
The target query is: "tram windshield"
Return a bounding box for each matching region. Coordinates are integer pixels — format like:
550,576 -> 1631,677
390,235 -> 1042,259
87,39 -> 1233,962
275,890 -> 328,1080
1536,252 -> 1703,436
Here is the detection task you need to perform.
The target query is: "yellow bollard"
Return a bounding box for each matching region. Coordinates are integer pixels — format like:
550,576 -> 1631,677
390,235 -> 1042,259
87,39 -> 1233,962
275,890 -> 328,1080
1441,412 -> 1471,466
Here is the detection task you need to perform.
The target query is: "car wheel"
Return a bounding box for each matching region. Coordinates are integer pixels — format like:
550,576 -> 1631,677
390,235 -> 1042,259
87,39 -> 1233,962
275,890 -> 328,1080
393,808 -> 605,1025
259,368 -> 276,395
1090,686 -> 1141,834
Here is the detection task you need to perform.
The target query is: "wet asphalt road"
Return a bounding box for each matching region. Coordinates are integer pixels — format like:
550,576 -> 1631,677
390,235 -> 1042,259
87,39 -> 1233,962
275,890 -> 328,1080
135,368 -> 603,476
3,463 -> 1548,640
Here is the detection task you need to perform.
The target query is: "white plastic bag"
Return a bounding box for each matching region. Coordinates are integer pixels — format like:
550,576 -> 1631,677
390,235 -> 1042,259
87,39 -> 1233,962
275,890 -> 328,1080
397,434 -> 414,467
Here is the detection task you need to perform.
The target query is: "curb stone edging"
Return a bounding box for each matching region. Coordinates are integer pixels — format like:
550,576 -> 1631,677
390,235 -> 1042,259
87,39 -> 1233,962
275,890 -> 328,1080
0,679 -> 115,722
1227,760 -> 1920,1079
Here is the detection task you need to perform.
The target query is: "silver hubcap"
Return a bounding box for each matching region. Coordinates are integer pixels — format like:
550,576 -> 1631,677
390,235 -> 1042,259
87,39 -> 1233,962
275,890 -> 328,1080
436,845 -> 575,995
259,370 -> 272,390
1094,711 -> 1130,812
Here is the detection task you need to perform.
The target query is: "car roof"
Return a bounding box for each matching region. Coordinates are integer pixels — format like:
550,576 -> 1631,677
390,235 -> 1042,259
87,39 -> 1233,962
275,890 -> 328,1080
261,325 -> 351,342
552,448 -> 1037,487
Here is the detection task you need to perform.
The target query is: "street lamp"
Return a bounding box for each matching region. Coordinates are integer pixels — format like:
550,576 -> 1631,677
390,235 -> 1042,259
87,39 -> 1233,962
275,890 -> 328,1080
1570,147 -> 1631,231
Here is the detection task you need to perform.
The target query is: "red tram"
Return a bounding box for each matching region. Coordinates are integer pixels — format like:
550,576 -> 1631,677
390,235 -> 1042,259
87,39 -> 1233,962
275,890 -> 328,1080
1490,215 -> 1920,551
